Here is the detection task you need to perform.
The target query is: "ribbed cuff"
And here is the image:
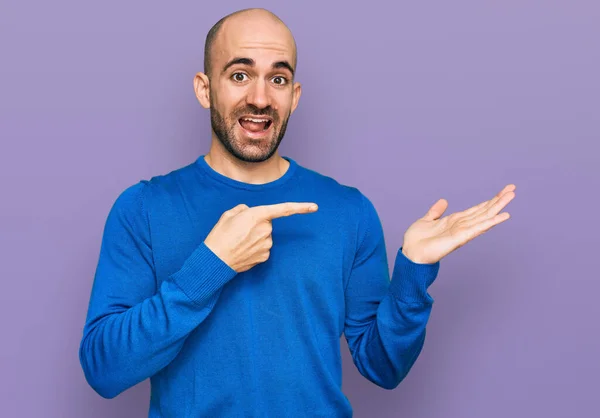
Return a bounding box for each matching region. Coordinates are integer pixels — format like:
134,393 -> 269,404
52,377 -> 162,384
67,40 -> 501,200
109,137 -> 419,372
171,242 -> 238,306
389,247 -> 440,304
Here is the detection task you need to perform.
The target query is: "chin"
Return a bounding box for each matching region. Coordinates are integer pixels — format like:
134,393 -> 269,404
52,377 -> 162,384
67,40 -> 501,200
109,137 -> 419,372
225,138 -> 280,163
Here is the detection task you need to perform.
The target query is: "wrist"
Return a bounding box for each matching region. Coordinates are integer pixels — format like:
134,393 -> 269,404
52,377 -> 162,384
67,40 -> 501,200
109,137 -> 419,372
390,247 -> 440,303
401,246 -> 427,264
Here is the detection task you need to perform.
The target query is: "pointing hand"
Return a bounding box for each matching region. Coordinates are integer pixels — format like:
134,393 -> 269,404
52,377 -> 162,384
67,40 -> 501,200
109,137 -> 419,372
204,202 -> 319,272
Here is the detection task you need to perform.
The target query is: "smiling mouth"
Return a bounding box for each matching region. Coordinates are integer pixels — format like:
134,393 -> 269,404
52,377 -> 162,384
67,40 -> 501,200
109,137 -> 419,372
238,117 -> 273,132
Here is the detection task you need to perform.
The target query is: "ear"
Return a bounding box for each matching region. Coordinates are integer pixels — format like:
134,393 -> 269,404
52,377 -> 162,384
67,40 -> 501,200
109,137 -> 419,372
193,72 -> 211,109
290,81 -> 302,114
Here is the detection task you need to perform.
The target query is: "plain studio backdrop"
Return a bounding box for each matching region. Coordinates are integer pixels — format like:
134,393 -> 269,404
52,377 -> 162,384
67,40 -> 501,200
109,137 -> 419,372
1,1 -> 598,417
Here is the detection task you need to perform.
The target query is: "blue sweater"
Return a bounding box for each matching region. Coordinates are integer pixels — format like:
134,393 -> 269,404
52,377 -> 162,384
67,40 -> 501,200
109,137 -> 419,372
79,155 -> 440,417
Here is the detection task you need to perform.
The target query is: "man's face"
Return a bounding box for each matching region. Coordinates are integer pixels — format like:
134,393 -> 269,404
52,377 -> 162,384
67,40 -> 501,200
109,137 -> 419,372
203,16 -> 301,163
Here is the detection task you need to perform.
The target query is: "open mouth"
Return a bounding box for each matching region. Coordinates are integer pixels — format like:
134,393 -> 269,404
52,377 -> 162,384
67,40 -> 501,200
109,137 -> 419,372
238,116 -> 273,133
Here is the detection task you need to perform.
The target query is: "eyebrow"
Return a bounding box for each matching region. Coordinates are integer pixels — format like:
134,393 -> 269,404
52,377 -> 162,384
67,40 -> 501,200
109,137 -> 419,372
222,57 -> 295,76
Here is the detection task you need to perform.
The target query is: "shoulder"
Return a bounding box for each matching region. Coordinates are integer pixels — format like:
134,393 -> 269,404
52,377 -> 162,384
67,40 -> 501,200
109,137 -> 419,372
108,160 -> 197,218
294,162 -> 376,215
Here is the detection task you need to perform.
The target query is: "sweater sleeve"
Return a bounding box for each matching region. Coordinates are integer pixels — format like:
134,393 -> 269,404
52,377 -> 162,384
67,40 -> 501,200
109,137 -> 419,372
79,181 -> 237,399
343,192 -> 440,390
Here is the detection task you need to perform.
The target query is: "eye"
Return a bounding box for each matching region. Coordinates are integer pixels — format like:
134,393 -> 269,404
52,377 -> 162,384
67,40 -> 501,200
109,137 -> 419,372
232,72 -> 248,82
271,76 -> 288,85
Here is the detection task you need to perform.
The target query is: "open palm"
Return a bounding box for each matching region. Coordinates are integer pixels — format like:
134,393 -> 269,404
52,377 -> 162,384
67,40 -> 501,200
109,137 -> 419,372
402,184 -> 516,264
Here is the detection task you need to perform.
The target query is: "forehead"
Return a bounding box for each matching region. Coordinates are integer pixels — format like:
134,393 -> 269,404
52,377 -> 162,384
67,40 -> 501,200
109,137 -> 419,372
215,18 -> 296,69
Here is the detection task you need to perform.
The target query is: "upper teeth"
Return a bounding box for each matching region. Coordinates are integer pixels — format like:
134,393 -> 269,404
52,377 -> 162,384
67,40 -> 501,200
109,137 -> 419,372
243,118 -> 269,123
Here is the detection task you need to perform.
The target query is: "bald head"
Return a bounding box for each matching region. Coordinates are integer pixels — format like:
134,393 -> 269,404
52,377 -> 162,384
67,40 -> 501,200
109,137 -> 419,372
203,8 -> 297,78
193,8 -> 302,164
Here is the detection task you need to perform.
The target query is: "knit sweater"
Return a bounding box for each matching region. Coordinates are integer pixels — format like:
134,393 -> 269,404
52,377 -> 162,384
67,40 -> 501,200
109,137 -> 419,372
79,155 -> 440,417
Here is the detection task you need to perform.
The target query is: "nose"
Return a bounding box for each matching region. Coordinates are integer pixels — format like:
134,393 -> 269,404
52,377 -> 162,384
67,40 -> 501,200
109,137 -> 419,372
246,79 -> 271,109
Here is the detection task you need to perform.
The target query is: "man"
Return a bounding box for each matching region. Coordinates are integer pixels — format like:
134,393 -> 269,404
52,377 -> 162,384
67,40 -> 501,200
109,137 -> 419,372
79,8 -> 516,417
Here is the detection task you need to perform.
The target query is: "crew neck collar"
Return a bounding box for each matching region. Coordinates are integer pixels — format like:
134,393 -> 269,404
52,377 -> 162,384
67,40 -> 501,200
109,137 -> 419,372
195,154 -> 298,191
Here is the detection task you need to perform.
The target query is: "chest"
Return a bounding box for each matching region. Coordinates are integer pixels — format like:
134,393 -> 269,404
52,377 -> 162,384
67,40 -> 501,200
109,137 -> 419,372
147,189 -> 358,336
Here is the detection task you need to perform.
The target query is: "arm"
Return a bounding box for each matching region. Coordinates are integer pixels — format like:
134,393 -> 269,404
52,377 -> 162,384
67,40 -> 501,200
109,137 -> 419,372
78,182 -> 237,399
343,192 -> 440,389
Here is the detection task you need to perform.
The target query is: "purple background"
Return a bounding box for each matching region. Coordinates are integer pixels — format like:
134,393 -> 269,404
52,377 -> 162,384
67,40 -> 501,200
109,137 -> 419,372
1,1 -> 598,417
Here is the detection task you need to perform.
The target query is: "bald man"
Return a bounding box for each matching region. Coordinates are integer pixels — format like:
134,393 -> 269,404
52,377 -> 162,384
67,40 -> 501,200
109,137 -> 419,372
79,8 -> 515,417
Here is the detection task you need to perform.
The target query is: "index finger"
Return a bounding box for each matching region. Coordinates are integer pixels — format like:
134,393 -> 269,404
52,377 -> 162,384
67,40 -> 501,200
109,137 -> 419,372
254,202 -> 319,220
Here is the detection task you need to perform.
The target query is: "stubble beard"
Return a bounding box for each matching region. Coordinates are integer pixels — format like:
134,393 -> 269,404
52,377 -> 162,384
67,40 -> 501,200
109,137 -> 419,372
209,95 -> 290,163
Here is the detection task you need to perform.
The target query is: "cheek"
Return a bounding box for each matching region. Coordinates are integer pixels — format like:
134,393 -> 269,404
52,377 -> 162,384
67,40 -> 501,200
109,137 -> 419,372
274,91 -> 294,114
213,85 -> 246,113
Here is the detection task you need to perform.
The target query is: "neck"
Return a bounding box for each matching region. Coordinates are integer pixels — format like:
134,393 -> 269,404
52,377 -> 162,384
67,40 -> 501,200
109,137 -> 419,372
204,138 -> 289,185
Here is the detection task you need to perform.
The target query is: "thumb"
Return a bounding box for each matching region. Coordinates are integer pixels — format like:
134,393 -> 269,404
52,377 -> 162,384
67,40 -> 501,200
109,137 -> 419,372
227,203 -> 249,217
422,198 -> 448,221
